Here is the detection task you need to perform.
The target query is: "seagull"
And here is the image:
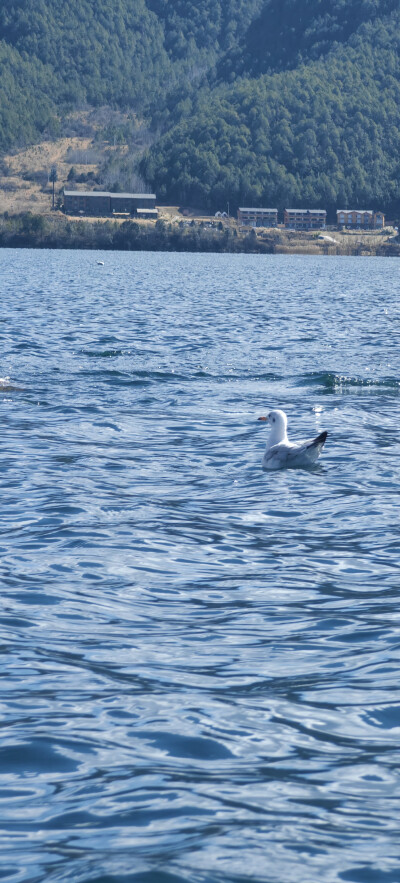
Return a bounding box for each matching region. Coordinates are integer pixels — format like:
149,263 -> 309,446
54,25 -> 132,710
258,409 -> 328,470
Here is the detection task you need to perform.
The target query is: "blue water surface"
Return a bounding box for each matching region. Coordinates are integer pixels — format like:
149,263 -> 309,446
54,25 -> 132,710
0,249 -> 399,883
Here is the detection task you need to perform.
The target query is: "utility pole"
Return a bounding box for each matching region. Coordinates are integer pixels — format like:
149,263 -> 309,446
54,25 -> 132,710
50,165 -> 58,209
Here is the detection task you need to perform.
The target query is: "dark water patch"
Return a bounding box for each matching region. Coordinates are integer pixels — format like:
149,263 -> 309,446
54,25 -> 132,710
84,873 -> 190,883
138,732 -> 234,761
340,870 -> 400,882
8,591 -> 58,607
0,742 -> 79,775
363,705 -> 400,729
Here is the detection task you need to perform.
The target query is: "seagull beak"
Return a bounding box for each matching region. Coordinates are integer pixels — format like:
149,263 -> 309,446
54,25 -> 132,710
258,415 -> 268,422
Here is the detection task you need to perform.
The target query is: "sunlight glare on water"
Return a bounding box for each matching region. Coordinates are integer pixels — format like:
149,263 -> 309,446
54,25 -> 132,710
0,249 -> 400,883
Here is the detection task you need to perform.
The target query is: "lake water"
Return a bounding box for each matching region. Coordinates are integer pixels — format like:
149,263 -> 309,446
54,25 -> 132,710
0,248 -> 399,883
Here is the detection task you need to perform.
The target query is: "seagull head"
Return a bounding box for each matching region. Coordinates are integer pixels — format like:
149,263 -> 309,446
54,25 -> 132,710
258,409 -> 288,442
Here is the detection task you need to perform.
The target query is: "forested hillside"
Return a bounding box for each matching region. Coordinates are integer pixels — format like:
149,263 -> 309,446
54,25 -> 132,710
1,0 -> 400,216
0,0 -> 259,150
143,5 -> 400,215
220,0 -> 399,78
0,0 -> 170,149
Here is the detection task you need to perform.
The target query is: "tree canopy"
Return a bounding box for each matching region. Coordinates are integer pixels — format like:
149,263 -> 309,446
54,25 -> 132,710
142,3 -> 400,216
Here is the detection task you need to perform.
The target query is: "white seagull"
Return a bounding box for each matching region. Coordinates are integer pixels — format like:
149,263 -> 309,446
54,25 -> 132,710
258,409 -> 328,470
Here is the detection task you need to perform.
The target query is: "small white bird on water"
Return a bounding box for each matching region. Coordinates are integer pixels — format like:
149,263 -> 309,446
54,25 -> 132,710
258,409 -> 328,470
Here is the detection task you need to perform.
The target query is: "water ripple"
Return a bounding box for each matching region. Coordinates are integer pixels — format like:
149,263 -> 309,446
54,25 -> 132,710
0,250 -> 399,882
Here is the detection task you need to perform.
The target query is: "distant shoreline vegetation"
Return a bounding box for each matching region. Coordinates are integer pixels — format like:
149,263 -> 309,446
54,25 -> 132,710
0,212 -> 399,256
0,213 -> 273,253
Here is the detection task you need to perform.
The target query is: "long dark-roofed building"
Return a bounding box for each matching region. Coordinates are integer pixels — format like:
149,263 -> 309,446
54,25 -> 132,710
64,190 -> 157,217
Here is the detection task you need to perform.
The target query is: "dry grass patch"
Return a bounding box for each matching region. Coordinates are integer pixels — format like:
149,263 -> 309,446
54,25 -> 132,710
0,137 -> 99,215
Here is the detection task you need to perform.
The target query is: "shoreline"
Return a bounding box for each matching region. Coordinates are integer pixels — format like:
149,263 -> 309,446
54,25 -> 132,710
0,212 -> 399,256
